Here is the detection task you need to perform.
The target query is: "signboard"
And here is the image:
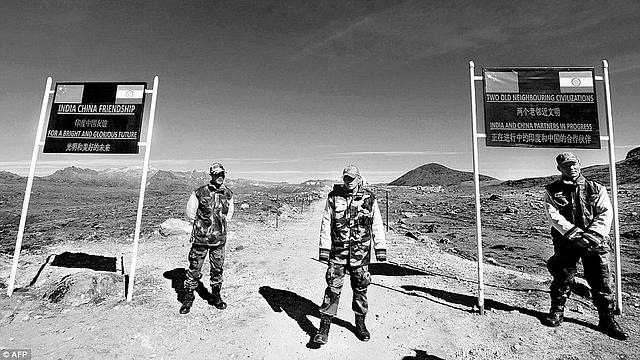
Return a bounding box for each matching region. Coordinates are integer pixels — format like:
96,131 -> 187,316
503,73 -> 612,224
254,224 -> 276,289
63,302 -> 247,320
44,82 -> 147,153
482,67 -> 600,148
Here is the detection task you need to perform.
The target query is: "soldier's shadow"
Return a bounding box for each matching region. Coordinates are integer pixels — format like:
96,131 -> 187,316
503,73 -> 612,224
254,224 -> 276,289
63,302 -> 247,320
163,268 -> 216,304
259,286 -> 355,349
401,285 -> 600,332
163,268 -> 188,303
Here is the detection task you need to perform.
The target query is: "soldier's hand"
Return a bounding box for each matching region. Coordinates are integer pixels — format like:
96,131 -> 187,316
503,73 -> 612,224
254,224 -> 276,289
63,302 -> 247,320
572,236 -> 591,250
582,231 -> 603,247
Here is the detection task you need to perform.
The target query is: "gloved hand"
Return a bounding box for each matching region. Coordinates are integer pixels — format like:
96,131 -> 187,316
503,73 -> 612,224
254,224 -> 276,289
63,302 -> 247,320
582,231 -> 603,247
571,236 -> 591,250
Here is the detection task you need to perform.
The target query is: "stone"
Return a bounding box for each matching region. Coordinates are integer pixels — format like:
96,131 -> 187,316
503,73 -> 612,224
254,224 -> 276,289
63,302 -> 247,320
44,270 -> 123,306
159,218 -> 191,237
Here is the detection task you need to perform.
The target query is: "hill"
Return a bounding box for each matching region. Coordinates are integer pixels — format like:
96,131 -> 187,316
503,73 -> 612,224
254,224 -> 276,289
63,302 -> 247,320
501,147 -> 640,188
389,163 -> 497,186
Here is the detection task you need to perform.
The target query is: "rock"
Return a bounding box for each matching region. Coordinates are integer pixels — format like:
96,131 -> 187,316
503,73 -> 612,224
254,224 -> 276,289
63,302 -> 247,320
159,218 -> 191,237
488,194 -> 502,201
405,231 -> 420,240
486,257 -> 498,265
44,270 -> 123,306
240,203 -> 250,210
402,212 -> 419,218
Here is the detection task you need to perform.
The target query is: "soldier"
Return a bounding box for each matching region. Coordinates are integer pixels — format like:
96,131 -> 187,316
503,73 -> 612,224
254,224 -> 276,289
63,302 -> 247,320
314,165 -> 387,345
543,152 -> 627,340
180,162 -> 234,314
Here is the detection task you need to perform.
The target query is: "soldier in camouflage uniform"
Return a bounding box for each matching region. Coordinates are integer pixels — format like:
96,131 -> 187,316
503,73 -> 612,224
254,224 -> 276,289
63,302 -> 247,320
180,162 -> 234,314
543,152 -> 627,340
314,165 -> 387,345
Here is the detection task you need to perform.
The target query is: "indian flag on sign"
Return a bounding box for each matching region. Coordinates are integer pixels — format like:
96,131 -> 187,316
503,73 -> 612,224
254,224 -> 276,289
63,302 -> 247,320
559,71 -> 593,93
115,84 -> 145,104
484,71 -> 519,93
54,84 -> 84,103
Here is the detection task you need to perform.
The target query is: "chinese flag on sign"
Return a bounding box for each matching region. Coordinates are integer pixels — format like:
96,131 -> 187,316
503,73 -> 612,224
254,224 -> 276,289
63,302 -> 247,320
54,85 -> 84,103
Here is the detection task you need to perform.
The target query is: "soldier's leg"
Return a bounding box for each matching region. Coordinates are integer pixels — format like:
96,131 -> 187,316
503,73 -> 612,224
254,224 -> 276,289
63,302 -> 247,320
315,262 -> 345,345
181,244 -> 208,314
545,251 -> 579,326
208,244 -> 227,309
583,250 -> 627,340
350,265 -> 372,341
319,262 -> 346,317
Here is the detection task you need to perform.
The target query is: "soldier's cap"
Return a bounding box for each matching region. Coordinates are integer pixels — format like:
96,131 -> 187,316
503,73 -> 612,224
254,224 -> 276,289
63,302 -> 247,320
209,162 -> 226,175
556,152 -> 579,166
342,164 -> 360,179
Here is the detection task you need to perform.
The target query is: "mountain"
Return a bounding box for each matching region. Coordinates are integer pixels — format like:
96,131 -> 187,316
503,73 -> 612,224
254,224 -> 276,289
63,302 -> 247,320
389,163 -> 497,186
502,147 -> 640,188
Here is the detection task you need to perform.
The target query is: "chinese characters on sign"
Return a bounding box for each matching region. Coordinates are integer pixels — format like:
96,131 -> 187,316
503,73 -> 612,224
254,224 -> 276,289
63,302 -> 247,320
44,82 -> 147,154
482,67 -> 600,149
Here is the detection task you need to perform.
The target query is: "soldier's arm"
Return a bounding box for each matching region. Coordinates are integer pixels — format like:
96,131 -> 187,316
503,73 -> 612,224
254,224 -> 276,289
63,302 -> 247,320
585,185 -> 612,240
226,195 -> 235,222
543,189 -> 583,240
185,192 -> 198,224
319,198 -> 333,262
371,200 -> 387,261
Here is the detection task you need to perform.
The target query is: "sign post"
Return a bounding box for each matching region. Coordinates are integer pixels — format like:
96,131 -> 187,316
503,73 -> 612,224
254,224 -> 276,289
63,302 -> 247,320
7,77 -> 159,301
469,61 -> 622,314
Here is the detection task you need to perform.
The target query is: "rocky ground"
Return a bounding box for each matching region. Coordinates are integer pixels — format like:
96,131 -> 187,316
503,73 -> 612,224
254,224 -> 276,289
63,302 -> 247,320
1,177 -> 639,359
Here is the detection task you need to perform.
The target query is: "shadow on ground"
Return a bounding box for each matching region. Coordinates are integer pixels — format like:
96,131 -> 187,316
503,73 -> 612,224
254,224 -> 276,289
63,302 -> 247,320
400,284 -> 599,332
163,268 -> 188,303
401,348 -> 445,360
258,286 -> 356,349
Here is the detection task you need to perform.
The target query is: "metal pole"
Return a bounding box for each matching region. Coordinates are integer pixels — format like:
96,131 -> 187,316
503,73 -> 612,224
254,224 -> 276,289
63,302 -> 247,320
469,61 -> 485,315
602,60 -> 623,314
7,77 -> 53,297
385,190 -> 389,232
127,76 -> 159,302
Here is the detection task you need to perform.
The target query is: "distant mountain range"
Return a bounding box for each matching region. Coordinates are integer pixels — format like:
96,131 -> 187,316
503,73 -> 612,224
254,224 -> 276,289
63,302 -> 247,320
0,166 -> 331,193
2,147 -> 638,189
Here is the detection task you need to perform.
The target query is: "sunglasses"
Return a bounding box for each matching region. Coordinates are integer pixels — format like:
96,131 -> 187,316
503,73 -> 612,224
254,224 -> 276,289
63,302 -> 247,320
343,175 -> 357,183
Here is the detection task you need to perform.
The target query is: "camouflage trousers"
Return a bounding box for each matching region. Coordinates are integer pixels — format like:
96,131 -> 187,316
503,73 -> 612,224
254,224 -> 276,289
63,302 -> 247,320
184,243 -> 225,291
547,247 -> 615,310
319,262 -> 372,317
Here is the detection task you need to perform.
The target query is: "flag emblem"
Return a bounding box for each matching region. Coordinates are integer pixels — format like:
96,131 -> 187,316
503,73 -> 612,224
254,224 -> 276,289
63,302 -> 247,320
485,71 -> 519,93
115,85 -> 145,104
54,84 -> 84,103
559,71 -> 593,93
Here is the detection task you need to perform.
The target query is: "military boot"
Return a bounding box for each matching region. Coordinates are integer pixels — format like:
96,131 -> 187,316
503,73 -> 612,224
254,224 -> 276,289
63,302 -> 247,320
313,315 -> 332,345
545,298 -> 566,327
598,308 -> 628,340
355,314 -> 370,342
209,285 -> 227,310
179,290 -> 195,314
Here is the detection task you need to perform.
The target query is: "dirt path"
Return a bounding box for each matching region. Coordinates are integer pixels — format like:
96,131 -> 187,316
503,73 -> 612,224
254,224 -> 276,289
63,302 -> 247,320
1,199 -> 639,359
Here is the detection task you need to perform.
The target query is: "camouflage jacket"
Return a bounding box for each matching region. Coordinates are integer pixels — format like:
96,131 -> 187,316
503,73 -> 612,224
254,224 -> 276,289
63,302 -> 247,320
186,183 -> 234,246
319,184 -> 386,267
544,175 -> 612,244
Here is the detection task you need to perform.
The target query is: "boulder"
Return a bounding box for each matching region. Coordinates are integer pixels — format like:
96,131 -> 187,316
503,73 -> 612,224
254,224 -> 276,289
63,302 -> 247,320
159,218 -> 191,237
45,270 -> 123,306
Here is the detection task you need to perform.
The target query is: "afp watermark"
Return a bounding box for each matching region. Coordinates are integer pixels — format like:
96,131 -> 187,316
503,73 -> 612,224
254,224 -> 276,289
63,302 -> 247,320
1,349 -> 31,359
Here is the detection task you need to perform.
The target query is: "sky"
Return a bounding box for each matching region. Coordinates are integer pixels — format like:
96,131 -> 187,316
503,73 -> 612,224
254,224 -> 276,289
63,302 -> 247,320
1,0 -> 640,184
